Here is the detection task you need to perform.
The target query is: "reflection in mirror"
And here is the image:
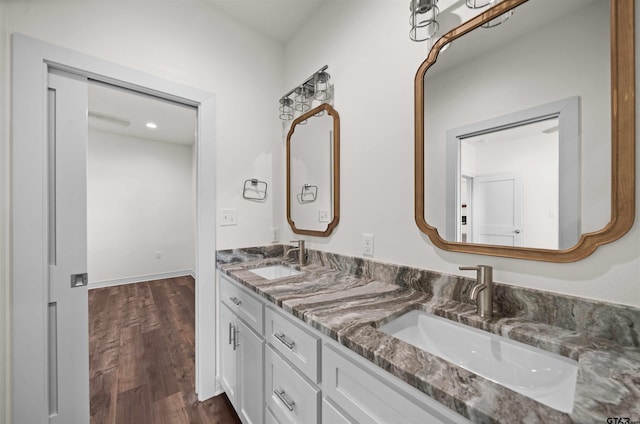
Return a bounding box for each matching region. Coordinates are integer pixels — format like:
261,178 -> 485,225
287,103 -> 340,236
446,97 -> 580,250
415,0 -> 635,262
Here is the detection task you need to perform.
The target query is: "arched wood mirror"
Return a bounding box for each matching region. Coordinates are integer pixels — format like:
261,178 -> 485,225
287,103 -> 340,236
415,0 -> 635,262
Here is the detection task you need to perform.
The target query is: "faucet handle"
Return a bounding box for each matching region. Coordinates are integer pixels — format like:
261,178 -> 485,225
459,266 -> 480,271
459,265 -> 492,271
459,265 -> 493,282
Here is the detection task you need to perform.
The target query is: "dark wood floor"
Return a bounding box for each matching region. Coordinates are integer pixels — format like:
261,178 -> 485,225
89,276 -> 242,424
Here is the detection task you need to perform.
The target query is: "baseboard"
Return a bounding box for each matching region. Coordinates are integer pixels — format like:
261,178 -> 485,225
88,269 -> 195,289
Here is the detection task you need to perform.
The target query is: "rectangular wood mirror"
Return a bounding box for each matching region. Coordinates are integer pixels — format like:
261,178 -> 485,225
287,103 -> 340,237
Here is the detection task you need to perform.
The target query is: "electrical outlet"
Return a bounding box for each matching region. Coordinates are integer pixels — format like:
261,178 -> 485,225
271,227 -> 280,242
155,250 -> 162,259
318,210 -> 330,223
363,234 -> 374,256
220,209 -> 238,226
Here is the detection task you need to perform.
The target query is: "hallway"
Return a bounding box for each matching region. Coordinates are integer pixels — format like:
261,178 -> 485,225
89,277 -> 240,424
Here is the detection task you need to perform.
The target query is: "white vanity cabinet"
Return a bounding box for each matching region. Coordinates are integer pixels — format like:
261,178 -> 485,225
219,275 -> 265,424
218,272 -> 470,424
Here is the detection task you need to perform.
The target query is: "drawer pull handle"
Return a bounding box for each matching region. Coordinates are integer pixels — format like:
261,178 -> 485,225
233,327 -> 240,351
274,388 -> 295,411
229,296 -> 242,306
228,322 -> 234,345
274,333 -> 295,350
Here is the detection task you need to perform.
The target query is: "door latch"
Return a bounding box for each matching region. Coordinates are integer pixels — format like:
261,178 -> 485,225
70,273 -> 88,288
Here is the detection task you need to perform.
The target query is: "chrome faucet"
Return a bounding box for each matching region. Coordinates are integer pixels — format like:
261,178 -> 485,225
460,265 -> 493,318
285,240 -> 306,266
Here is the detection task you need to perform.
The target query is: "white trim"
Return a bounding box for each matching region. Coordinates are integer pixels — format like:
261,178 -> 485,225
213,377 -> 224,397
11,33 -> 217,424
88,270 -> 196,290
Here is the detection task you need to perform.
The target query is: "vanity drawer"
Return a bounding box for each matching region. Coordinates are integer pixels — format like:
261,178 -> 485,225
322,399 -> 355,424
265,345 -> 320,424
323,344 -> 469,424
220,274 -> 264,335
265,306 -> 321,383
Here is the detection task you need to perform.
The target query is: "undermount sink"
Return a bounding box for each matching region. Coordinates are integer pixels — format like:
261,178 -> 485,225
248,264 -> 302,280
379,310 -> 577,413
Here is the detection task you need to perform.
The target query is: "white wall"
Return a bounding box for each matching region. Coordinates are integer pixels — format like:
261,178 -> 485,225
283,1 -> 640,308
1,1 -> 284,420
0,3 -> 9,422
88,130 -> 195,285
1,1 -> 283,250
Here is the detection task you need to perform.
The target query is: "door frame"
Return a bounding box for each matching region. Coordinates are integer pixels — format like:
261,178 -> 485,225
11,33 -> 218,423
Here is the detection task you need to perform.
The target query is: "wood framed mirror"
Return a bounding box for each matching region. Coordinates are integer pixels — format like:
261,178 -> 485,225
415,0 -> 635,262
287,103 -> 340,236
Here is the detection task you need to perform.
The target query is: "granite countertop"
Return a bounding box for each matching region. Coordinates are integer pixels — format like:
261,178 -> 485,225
217,256 -> 640,424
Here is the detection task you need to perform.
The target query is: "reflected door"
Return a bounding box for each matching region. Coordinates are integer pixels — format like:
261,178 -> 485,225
472,175 -> 522,246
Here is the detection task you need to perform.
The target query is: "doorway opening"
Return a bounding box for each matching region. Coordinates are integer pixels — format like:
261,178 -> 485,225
86,82 -> 201,419
12,34 -> 218,423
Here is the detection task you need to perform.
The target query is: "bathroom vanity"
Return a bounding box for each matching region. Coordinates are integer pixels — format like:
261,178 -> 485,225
217,247 -> 640,424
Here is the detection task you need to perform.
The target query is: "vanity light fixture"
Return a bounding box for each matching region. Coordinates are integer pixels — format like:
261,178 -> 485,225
145,122 -> 157,129
279,65 -> 331,121
466,0 -> 493,8
314,71 -> 331,101
294,85 -> 313,113
409,0 -> 439,42
279,97 -> 294,120
481,7 -> 514,28
467,0 -> 514,27
410,0 -> 513,43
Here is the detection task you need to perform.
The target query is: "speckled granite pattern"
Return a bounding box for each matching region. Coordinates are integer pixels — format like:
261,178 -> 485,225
217,248 -> 640,424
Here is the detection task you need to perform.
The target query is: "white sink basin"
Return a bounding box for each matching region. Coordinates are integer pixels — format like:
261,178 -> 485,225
248,264 -> 301,280
379,310 -> 577,412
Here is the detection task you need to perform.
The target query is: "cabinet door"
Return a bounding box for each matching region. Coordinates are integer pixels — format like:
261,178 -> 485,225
220,303 -> 238,408
238,319 -> 265,424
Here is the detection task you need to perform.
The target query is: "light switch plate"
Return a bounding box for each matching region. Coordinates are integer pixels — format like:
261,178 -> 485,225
363,234 -> 374,256
220,209 -> 238,226
319,210 -> 330,222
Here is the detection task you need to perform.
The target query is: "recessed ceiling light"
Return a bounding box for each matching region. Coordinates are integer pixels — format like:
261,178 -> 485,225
146,122 -> 157,129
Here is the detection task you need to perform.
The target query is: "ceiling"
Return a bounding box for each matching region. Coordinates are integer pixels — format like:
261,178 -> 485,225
208,0 -> 326,44
88,82 -> 197,146
84,0 -> 328,144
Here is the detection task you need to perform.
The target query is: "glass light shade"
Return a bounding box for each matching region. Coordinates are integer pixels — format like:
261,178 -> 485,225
279,97 -> 294,120
482,9 -> 514,27
409,0 -> 439,42
466,0 -> 493,8
294,86 -> 313,113
481,0 -> 513,28
314,71 -> 332,101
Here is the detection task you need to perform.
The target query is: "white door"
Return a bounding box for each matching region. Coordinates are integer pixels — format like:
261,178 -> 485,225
472,174 -> 522,246
47,71 -> 90,424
